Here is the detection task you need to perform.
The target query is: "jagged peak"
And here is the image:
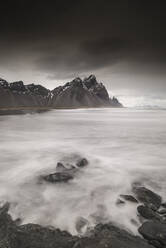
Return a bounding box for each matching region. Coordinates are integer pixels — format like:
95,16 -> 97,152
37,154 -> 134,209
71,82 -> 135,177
83,75 -> 98,89
84,74 -> 97,82
0,77 -> 7,82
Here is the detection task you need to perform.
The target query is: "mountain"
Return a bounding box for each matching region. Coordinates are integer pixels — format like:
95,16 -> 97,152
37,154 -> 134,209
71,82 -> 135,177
0,75 -> 122,109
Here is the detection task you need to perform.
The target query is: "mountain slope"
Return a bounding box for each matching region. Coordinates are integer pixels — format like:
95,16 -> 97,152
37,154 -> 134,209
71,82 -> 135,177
0,75 -> 122,109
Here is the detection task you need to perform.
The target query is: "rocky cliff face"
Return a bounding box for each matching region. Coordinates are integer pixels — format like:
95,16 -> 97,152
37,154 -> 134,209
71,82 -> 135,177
0,75 -> 122,109
0,78 -> 50,108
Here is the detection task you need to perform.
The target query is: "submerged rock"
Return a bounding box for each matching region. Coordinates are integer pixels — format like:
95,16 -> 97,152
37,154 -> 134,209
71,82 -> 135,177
75,217 -> 89,235
76,158 -> 88,167
116,199 -> 125,205
41,172 -> 74,183
120,194 -> 138,203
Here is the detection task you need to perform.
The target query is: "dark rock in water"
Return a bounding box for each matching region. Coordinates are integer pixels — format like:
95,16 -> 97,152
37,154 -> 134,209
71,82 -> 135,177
130,218 -> 139,226
161,202 -> 166,208
0,203 -> 77,248
41,172 -> 74,183
75,223 -> 153,248
116,199 -> 125,205
40,158 -> 88,184
75,217 -> 89,234
137,205 -> 161,220
158,208 -> 166,215
76,158 -> 88,167
133,186 -> 162,210
120,194 -> 138,203
0,202 -> 10,215
0,203 -> 17,245
14,224 -> 77,248
56,162 -> 67,172
90,204 -> 108,224
148,240 -> 163,248
139,221 -> 166,246
0,203 -> 154,248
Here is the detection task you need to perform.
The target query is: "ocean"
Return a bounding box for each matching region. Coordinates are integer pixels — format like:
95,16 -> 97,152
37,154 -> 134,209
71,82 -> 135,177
0,108 -> 166,234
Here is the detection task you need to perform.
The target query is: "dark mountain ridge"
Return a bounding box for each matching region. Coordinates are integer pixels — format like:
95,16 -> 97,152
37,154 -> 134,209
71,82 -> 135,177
0,75 -> 122,109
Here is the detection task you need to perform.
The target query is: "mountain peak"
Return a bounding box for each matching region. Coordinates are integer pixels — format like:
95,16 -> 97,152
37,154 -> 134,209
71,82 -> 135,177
0,75 -> 123,109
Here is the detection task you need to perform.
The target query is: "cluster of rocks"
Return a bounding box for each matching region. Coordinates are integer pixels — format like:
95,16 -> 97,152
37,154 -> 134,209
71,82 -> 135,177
1,156 -> 165,247
116,184 -> 166,248
0,75 -> 122,109
0,201 -> 154,248
40,158 -> 88,184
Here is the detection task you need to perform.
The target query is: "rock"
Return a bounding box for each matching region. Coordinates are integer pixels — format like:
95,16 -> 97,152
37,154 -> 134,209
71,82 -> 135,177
0,203 -> 77,248
158,208 -> 166,215
75,217 -> 89,234
133,186 -> 162,210
116,199 -> 125,205
40,158 -> 88,184
14,224 -> 77,248
90,204 -> 108,224
137,205 -> 161,220
130,218 -> 139,226
161,202 -> 166,208
0,203 -> 154,248
75,223 -> 153,248
56,162 -> 67,172
0,203 -> 17,244
148,240 -> 163,248
120,194 -> 138,203
0,202 -> 10,215
10,81 -> 26,92
41,172 -> 74,183
76,158 -> 88,167
139,221 -> 166,246
110,96 -> 123,107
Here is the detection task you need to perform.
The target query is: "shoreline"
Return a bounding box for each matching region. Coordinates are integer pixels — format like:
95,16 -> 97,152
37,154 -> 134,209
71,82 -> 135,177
0,184 -> 165,248
0,106 -> 123,115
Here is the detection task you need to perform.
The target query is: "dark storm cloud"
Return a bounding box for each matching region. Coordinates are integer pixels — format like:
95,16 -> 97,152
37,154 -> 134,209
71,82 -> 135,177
36,36 -> 129,78
0,0 -> 166,81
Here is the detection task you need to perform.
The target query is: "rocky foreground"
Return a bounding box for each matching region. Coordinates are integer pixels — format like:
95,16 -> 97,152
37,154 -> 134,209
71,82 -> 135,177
1,158 -> 166,248
0,75 -> 122,110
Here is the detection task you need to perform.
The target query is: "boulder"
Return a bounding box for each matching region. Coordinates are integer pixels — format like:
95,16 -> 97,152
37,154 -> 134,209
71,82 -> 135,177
74,223 -> 153,248
56,162 -> 67,172
120,194 -> 138,203
75,217 -> 89,234
116,199 -> 125,206
76,158 -> 88,167
161,202 -> 166,208
41,172 -> 74,183
0,202 -> 154,248
139,221 -> 166,246
133,186 -> 162,210
158,208 -> 166,215
137,205 -> 161,220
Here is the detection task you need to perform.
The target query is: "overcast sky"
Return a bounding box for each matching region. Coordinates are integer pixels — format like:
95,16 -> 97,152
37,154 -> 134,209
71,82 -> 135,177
0,0 -> 166,105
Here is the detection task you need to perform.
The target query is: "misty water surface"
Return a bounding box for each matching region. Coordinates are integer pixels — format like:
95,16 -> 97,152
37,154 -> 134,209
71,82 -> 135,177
0,108 -> 166,234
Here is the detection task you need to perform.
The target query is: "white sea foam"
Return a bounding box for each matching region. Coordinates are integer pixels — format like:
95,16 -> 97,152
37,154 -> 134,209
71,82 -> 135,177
0,108 -> 166,235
